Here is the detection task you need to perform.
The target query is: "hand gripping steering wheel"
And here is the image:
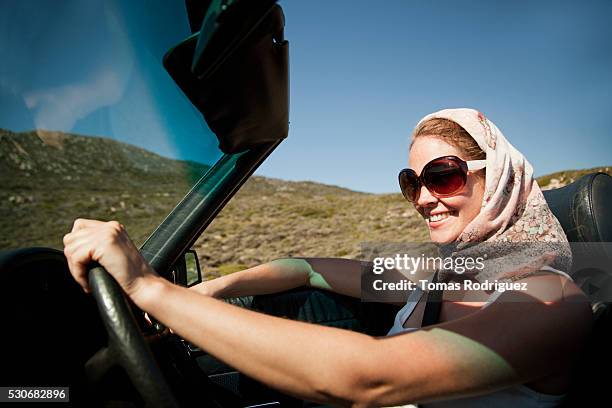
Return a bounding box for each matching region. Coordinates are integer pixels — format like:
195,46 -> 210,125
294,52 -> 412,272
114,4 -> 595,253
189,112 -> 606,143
86,265 -> 180,408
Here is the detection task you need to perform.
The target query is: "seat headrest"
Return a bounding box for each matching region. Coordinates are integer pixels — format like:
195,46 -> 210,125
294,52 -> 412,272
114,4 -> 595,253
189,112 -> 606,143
543,172 -> 612,243
543,172 -> 612,300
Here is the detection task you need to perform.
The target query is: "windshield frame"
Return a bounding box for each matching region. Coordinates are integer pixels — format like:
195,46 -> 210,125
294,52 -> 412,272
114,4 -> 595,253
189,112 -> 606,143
140,140 -> 281,278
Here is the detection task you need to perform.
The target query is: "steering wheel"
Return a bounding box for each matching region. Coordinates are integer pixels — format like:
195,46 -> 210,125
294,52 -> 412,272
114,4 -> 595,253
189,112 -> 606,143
86,265 -> 180,408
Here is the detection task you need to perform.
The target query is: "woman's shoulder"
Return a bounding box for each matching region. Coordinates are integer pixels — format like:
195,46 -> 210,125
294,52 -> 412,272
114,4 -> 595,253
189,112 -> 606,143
441,269 -> 593,348
513,269 -> 590,306
488,270 -> 594,356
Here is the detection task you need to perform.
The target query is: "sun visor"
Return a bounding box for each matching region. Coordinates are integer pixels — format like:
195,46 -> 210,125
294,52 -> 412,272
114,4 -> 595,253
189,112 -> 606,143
163,1 -> 289,154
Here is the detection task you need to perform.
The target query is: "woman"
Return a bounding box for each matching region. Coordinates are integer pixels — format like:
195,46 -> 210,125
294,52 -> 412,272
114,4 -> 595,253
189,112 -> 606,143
64,108 -> 592,407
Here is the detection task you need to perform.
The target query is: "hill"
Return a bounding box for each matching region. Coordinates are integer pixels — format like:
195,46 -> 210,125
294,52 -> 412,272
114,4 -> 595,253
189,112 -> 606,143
1,129 -> 428,276
538,166 -> 612,190
1,129 -> 609,277
0,128 -> 211,251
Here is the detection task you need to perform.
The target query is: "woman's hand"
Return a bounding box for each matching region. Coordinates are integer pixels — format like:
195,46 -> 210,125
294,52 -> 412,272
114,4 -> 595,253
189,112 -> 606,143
63,218 -> 159,305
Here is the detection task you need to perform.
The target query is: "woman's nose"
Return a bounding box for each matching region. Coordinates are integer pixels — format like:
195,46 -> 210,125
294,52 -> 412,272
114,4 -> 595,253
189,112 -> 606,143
416,184 -> 438,207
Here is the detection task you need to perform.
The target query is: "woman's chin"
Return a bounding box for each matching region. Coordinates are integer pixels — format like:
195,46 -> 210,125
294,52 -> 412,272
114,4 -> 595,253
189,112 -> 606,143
428,226 -> 459,245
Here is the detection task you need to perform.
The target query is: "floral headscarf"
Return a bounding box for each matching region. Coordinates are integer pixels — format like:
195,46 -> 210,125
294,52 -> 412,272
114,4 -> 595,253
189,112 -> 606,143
414,108 -> 571,283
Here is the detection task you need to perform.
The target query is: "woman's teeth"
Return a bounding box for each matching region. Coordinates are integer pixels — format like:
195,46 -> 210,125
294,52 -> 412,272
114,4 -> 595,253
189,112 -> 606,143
427,211 -> 455,222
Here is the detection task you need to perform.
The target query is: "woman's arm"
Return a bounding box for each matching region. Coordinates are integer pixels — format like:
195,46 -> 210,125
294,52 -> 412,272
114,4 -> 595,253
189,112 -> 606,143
125,273 -> 592,406
138,274 -> 592,406
192,257 -> 366,299
64,220 -> 593,407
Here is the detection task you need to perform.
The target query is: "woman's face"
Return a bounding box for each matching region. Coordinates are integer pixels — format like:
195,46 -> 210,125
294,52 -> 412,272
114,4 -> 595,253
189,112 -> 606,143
408,136 -> 485,244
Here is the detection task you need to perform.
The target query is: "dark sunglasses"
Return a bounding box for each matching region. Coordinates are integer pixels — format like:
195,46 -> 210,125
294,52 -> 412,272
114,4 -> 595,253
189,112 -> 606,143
398,155 -> 486,203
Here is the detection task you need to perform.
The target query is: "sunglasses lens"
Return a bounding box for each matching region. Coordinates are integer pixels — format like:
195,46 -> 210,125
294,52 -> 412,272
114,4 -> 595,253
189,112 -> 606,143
424,159 -> 466,196
399,170 -> 419,202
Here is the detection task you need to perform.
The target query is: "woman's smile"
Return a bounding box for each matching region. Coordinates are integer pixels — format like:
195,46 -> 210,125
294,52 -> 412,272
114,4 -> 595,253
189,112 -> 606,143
426,210 -> 458,228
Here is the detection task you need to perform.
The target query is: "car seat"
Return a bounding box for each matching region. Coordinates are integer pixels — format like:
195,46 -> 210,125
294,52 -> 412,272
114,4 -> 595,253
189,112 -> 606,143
542,172 -> 612,407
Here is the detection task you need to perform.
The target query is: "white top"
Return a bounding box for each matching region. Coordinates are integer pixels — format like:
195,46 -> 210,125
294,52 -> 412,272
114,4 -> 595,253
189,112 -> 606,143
386,267 -> 571,408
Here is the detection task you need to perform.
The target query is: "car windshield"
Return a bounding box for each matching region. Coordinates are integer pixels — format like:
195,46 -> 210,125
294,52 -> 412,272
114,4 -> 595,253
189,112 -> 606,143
0,0 -> 224,249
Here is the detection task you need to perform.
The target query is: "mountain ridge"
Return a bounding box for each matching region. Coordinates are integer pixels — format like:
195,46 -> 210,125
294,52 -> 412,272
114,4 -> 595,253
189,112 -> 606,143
2,129 -> 609,276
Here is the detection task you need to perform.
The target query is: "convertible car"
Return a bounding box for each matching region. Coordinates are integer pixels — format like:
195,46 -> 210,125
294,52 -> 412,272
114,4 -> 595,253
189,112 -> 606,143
1,1 -> 611,407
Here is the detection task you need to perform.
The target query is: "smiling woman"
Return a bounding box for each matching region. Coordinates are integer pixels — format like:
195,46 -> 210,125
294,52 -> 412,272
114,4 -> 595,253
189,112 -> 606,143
62,108 -> 593,407
186,109 -> 594,407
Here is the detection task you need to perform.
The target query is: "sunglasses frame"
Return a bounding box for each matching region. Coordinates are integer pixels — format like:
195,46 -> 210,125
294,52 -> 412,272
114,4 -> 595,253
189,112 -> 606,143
398,155 -> 486,203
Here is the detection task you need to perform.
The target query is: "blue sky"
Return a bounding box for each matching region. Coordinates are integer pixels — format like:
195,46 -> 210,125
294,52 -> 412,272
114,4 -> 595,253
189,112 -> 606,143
0,0 -> 223,166
1,0 -> 611,193
256,0 -> 612,192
